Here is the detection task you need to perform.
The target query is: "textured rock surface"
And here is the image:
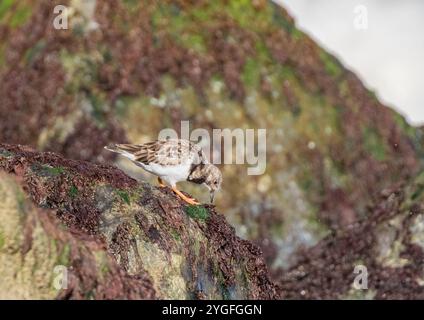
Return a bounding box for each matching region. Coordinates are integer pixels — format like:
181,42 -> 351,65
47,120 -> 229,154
1,0 -> 424,299
279,173 -> 424,299
1,1 -> 422,277
0,144 -> 277,299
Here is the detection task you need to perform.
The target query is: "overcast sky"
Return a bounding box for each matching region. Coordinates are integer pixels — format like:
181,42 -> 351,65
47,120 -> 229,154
276,0 -> 424,125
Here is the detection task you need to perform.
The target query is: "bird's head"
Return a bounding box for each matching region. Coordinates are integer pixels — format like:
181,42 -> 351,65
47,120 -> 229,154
202,164 -> 222,203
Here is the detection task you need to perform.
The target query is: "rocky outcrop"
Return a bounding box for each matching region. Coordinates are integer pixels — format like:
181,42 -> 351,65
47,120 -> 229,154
279,174 -> 424,299
1,1 -> 422,277
1,1 -> 424,299
0,144 -> 278,299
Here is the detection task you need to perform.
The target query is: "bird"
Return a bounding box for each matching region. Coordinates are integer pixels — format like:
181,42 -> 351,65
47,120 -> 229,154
104,139 -> 222,205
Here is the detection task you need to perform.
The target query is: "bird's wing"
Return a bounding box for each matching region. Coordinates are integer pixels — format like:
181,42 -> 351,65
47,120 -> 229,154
111,141 -> 163,164
111,139 -> 208,166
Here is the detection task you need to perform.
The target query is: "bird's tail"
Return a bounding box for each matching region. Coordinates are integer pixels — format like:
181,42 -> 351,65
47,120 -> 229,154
104,144 -> 121,153
104,144 -> 137,161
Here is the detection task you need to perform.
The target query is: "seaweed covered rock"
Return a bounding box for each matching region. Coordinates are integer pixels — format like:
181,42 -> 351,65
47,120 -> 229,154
1,0 -> 423,279
0,144 -> 277,299
279,173 -> 424,299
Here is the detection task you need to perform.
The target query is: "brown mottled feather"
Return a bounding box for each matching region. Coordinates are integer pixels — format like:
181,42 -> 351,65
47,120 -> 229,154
113,139 -> 208,166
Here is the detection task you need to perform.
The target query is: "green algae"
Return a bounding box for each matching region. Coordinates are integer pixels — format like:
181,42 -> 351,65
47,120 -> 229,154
116,190 -> 131,205
319,50 -> 343,77
363,127 -> 387,161
38,165 -> 66,177
185,205 -> 209,221
69,185 -> 78,198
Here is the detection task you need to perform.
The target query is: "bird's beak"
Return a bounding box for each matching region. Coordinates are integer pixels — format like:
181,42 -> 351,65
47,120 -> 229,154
210,191 -> 215,204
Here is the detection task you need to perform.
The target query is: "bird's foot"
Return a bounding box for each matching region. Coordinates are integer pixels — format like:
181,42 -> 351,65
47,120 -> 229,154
157,177 -> 167,188
171,187 -> 200,205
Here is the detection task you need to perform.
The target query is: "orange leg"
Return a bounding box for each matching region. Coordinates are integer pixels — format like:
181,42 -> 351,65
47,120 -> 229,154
157,177 -> 166,188
171,187 -> 200,205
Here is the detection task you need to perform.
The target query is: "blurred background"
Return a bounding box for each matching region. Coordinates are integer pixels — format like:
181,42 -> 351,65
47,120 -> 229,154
281,0 -> 424,124
1,0 -> 424,298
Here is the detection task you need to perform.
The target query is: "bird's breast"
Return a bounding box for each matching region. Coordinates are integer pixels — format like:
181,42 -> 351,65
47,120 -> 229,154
143,162 -> 191,182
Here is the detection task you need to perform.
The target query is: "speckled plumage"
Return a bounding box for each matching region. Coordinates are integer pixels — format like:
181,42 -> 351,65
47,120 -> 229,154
105,139 -> 222,204
108,139 -> 207,167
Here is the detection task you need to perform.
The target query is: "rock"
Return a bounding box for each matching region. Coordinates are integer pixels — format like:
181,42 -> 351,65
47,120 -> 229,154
0,144 -> 278,299
279,175 -> 424,299
1,1 -> 422,276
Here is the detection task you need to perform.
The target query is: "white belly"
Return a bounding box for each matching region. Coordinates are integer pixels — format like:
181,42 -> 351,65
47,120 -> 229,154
137,162 -> 191,186
116,150 -> 191,186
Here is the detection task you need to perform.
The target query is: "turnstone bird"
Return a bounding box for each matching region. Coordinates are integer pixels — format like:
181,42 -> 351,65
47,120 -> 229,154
104,139 -> 222,205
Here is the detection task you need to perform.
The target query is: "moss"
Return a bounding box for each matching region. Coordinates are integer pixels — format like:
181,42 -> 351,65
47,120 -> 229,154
319,50 -> 343,78
152,2 -> 185,32
56,243 -> 71,266
116,190 -> 131,205
122,0 -> 139,10
93,250 -> 110,279
0,0 -> 14,21
69,185 -> 78,198
279,65 -> 296,81
255,40 -> 272,65
152,0 -> 270,52
242,57 -> 261,88
179,33 -> 206,53
292,28 -> 305,40
0,0 -> 32,28
271,2 -> 294,32
10,6 -> 31,27
38,165 -> 65,177
189,9 -> 209,25
367,89 -> 379,102
392,111 -> 418,141
363,127 -> 387,161
185,205 -> 209,221
226,0 -> 272,30
338,79 -> 350,98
